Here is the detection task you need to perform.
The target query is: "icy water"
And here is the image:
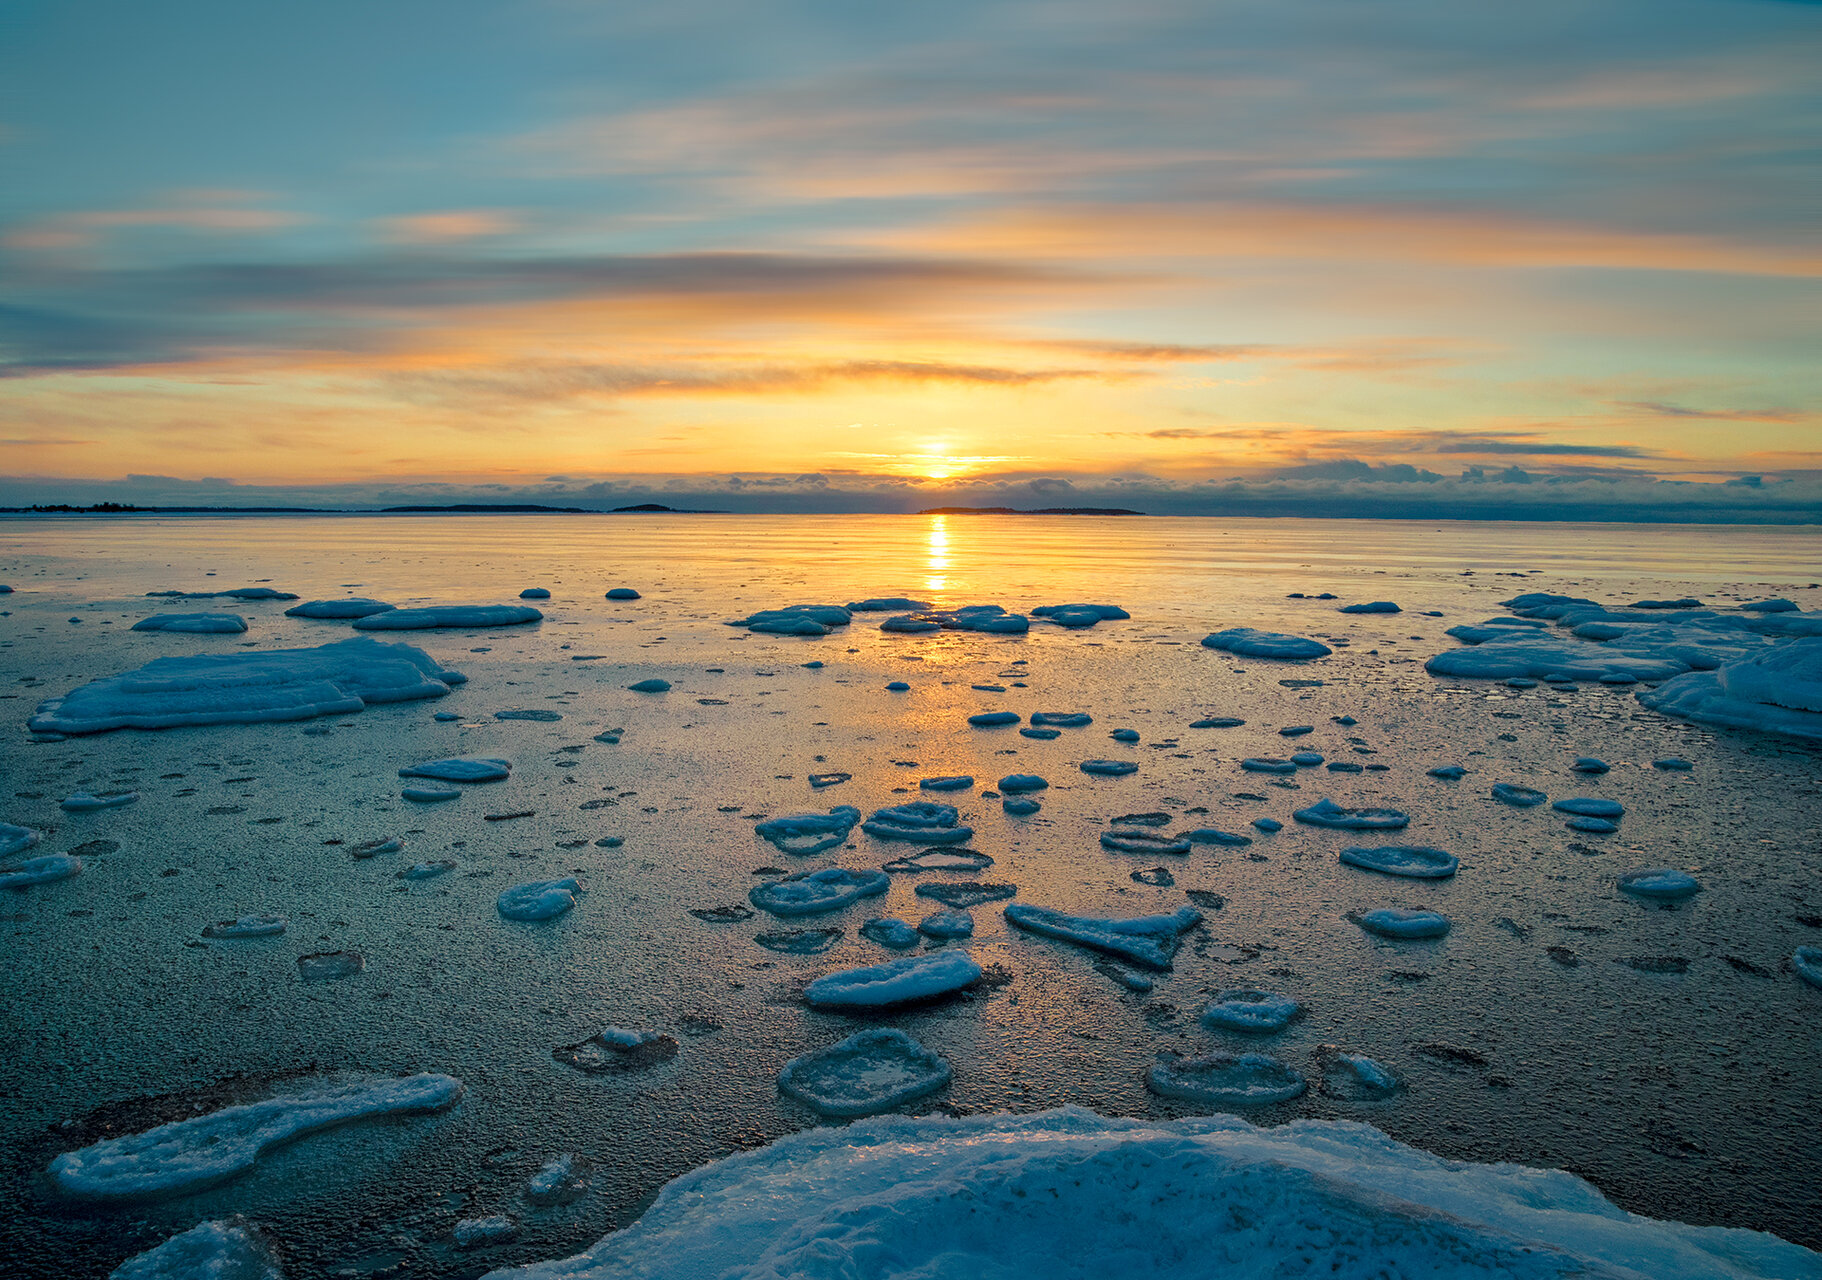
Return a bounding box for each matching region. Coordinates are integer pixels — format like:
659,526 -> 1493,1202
1,513 -> 1818,1278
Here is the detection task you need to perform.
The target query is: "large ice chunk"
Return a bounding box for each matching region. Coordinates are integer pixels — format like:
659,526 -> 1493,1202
110,1219 -> 282,1280
354,605 -> 541,630
1004,902 -> 1201,970
29,638 -> 465,735
1638,638 -> 1822,741
804,950 -> 982,1009
49,1074 -> 462,1200
1202,628 -> 1332,660
726,604 -> 852,635
777,1029 -> 952,1117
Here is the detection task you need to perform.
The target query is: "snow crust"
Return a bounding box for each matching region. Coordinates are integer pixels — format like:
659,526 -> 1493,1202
353,605 -> 542,630
1638,639 -> 1822,741
803,949 -> 982,1008
50,1074 -> 462,1200
29,638 -> 465,735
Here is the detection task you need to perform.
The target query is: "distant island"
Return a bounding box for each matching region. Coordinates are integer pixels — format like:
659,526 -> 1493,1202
2,501 -> 727,515
916,506 -> 1147,516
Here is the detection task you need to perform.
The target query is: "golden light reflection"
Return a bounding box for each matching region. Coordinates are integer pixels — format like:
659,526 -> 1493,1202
924,514 -> 949,593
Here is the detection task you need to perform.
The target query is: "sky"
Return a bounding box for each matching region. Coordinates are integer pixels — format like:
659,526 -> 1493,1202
1,0 -> 1818,518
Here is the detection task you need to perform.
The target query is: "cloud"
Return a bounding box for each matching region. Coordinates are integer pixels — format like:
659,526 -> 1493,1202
5,206 -> 302,251
1432,439 -> 1660,458
377,210 -> 520,243
1613,400 -> 1802,422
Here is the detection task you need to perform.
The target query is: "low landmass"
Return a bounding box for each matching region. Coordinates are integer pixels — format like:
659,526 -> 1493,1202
916,506 -> 1148,516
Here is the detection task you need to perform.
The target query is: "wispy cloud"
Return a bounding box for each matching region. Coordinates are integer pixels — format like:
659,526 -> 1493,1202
1613,400 -> 1802,422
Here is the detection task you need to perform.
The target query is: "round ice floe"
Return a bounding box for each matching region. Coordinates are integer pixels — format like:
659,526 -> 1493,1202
920,775 -> 974,792
1253,818 -> 1283,832
131,612 -> 248,634
1566,816 -> 1618,833
627,678 -> 671,693
750,867 -> 890,916
1081,759 -> 1138,777
1617,868 -> 1701,900
756,806 -> 862,856
1490,782 -> 1546,806
1004,796 -> 1042,815
285,597 -> 395,619
398,757 -> 510,782
805,949 -> 983,1009
203,915 -> 286,939
519,587 -> 551,599
1317,1048 -> 1403,1100
0,823 -> 42,858
1031,712 -> 1092,727
60,790 -> 138,812
1428,765 -> 1466,779
998,773 -> 1048,793
111,1219 -> 282,1280
1348,908 -> 1450,938
886,680 -> 910,691
606,587 -> 641,600
778,1029 -> 953,1118
1202,628 -> 1332,660
1109,728 -> 1140,743
1339,846 -> 1458,878
498,878 -> 582,921
1295,799 -> 1410,830
863,800 -> 972,844
860,917 -> 922,949
48,1073 -> 461,1200
882,847 -> 993,873
969,711 -> 1021,727
918,910 -> 974,939
1240,758 -> 1296,774
1146,1052 -> 1307,1106
1571,757 -> 1609,774
1794,946 -> 1822,989
402,786 -> 461,803
1553,797 -> 1624,818
1101,830 -> 1191,855
0,854 -> 81,890
1201,990 -> 1301,1032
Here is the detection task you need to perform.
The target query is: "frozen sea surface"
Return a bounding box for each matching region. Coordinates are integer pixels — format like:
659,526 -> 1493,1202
1,513 -> 1819,1277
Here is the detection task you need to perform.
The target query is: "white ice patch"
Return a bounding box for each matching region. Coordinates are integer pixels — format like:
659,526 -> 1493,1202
1004,902 -> 1201,970
1617,868 -> 1701,901
109,1219 -> 282,1280
50,1073 -> 462,1200
1339,846 -> 1459,879
862,801 -> 973,844
1201,989 -> 1301,1032
353,605 -> 542,630
777,1029 -> 952,1117
804,950 -> 982,1009
1202,628 -> 1332,659
1349,907 -> 1451,938
498,879 -> 581,921
29,638 -> 465,735
399,757 -> 510,782
0,853 -> 82,889
131,613 -> 248,634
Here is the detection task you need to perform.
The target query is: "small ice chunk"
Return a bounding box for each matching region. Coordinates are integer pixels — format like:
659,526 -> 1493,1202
863,801 -> 973,844
998,773 -> 1048,793
1131,866 -> 1175,886
0,854 -> 81,889
1201,990 -> 1301,1032
1032,603 -> 1129,625
526,1154 -> 591,1205
1031,712 -> 1092,727
1491,782 -> 1547,807
353,605 -> 541,630
1294,798 -> 1410,830
1339,601 -> 1401,614
1253,817 -> 1283,832
285,598 -> 395,619
519,588 -> 551,599
1506,677 -> 1538,688
860,917 -> 922,949
61,790 -> 138,811
296,950 -> 363,981
886,680 -> 911,691
1617,868 -> 1701,900
1570,757 -> 1609,774
605,588 -> 641,600
203,915 -> 286,938
1080,759 -> 1138,776
109,1219 -> 282,1280
399,757 -> 510,782
1327,762 -> 1364,773
755,927 -> 843,954
804,949 -> 982,1008
1004,902 -> 1201,970
1279,726 -> 1314,738
915,881 -> 1017,908
1553,797 -> 1624,818
1289,752 -> 1323,766
498,878 -> 582,921
1567,816 -> 1618,833
1339,846 -> 1458,878
552,1028 -> 678,1072
1202,628 -> 1332,660
1003,796 -> 1042,815
749,867 -> 889,916
968,711 -> 1021,727
729,604 -> 852,635
146,587 -> 296,600
496,708 -> 562,721
847,597 -> 930,612
627,678 -> 671,692
777,1028 -> 952,1117
352,836 -> 403,858
1146,1051 -> 1306,1105
881,616 -> 943,634
1192,717 -> 1245,729
756,806 -> 862,856
1794,946 -> 1822,989
808,771 -> 849,788
1742,598 -> 1798,612
918,910 -> 974,939
49,1074 -> 461,1200
403,786 -> 462,802
1349,907 -> 1451,938
435,711 -> 461,721
1317,1048 -> 1403,1100
399,860 -> 455,880
1427,765 -> 1466,780
132,613 -> 247,634
1653,757 -> 1694,770
455,1215 -> 520,1247
1184,828 -> 1252,846
1241,758 -> 1297,774
920,775 -> 974,792
882,847 -> 993,873
1109,728 -> 1140,742
1101,830 -> 1191,855
0,822 -> 42,858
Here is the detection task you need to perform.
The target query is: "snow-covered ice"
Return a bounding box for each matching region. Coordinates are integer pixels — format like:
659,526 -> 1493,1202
755,806 -> 862,856
1339,601 -> 1401,614
147,587 -> 296,600
1492,782 -> 1547,807
1567,816 -> 1619,833
1572,756 -> 1610,773
131,613 -> 247,634
919,775 -> 974,792
498,879 -> 582,921
605,588 -> 641,600
203,915 -> 286,939
399,757 -> 510,782
1184,828 -> 1253,846
1617,868 -> 1702,901
30,638 -> 465,735
1032,603 -> 1129,628
552,1028 -> 678,1073
914,881 -> 1017,908
881,847 -> 992,873
1003,796 -> 1042,815
352,836 -> 403,858
526,1154 -> 591,1206
1349,907 -> 1451,938
296,950 -> 363,982
1241,757 -> 1297,774
1004,902 -> 1201,970
863,801 -> 973,844
1202,628 -> 1332,660
1295,798 -> 1411,830
519,588 -> 551,599
285,598 -> 396,619
1080,759 -> 1138,776
1201,990 -> 1301,1032
1253,817 -> 1283,832
48,1073 -> 462,1200
968,711 -> 1021,727
860,917 -> 921,949
1638,638 -> 1822,742
1428,765 -> 1467,780
755,928 -> 843,954
847,597 -> 929,612
1030,712 -> 1092,727
109,1219 -> 282,1280
1555,797 -> 1625,817
627,678 -> 671,692
399,860 -> 455,880
917,909 -> 974,939
803,949 -> 982,1008
0,822 -> 41,858
61,790 -> 138,811
1795,947 -> 1822,990
0,854 -> 82,889
776,1029 -> 952,1117
1654,757 -> 1694,770
1146,1052 -> 1307,1106
353,605 -> 542,630
1100,829 -> 1191,855
727,604 -> 851,635
750,867 -> 890,916
402,785 -> 462,802
998,773 -> 1048,793
1339,845 -> 1459,878
1318,1050 -> 1404,1101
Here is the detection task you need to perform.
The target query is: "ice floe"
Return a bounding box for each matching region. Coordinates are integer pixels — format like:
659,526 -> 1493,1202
1003,796 -> 1042,815
1638,638 -> 1822,742
400,757 -> 510,782
1253,817 -> 1283,832
750,867 -> 890,916
920,775 -> 974,792
1004,902 -> 1200,970
1146,1052 -> 1306,1106
1241,758 -> 1296,774
354,605 -> 542,630
1567,816 -> 1619,833
1032,603 -> 1130,628
1427,765 -> 1467,780
756,806 -> 862,856
1201,990 -> 1301,1032
1185,828 -> 1253,847
1654,757 -> 1694,770
727,604 -> 851,636
1294,798 -> 1410,830
863,801 -> 974,844
0,823 -> 40,858
755,927 -> 843,954
918,910 -> 974,939
149,587 -> 296,600
1030,712 -> 1092,727
552,1028 -> 678,1073
883,604 -> 1030,634
456,1216 -> 520,1248
399,860 -> 455,880
1571,757 -> 1610,774
132,613 -> 247,634
969,710 -> 1021,727
0,854 -> 82,889
297,950 -> 363,982
1795,947 -> 1822,989
110,1219 -> 282,1280
526,1154 -> 591,1205
915,881 -> 1016,908
1317,1050 -> 1403,1101
1289,751 -> 1323,765
519,587 -> 551,599
1491,782 -> 1547,807
352,836 -> 403,858
496,708 -> 562,721
847,597 -> 929,612
49,1073 -> 462,1200
61,790 -> 138,811
1080,759 -> 1137,776
285,598 -> 396,619
886,680 -> 911,691
1202,628 -> 1332,660
1617,868 -> 1702,901
777,1029 -> 952,1117
881,847 -> 993,873
805,949 -> 983,1008
1349,907 -> 1451,938
403,786 -> 462,803
627,678 -> 671,692
498,879 -> 582,921
1554,797 -> 1624,818
1339,601 -> 1401,614
1101,830 -> 1191,855
1339,846 -> 1458,878
203,915 -> 286,938
998,773 -> 1048,793
1109,728 -> 1140,742
860,917 -> 922,949
605,588 -> 642,600
30,638 -> 465,735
